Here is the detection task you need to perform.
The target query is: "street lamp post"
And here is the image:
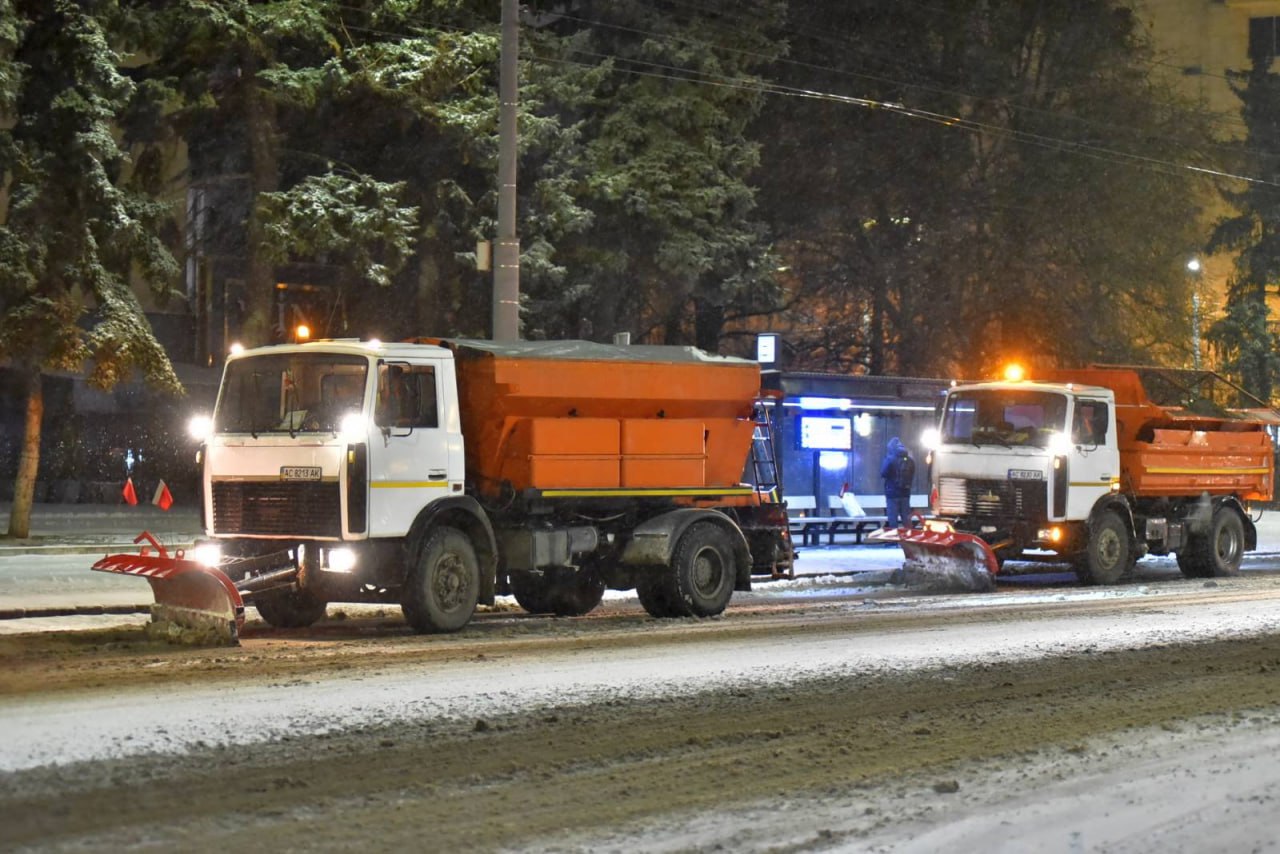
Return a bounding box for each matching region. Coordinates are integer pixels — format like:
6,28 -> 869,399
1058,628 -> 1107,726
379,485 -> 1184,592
1188,258 -> 1202,371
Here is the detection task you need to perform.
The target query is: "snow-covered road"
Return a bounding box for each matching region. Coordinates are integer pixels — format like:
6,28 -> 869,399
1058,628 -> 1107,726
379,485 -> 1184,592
6,577 -> 1280,773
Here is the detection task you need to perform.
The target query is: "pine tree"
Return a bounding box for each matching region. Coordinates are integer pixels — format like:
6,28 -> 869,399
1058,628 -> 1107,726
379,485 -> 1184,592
122,1 -> 589,343
1205,57 -> 1280,402
521,0 -> 785,350
0,0 -> 180,538
121,0 -> 366,346
756,0 -> 1215,376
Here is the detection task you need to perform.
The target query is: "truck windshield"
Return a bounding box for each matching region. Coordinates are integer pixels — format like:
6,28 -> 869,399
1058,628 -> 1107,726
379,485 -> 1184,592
941,390 -> 1067,448
214,353 -> 369,435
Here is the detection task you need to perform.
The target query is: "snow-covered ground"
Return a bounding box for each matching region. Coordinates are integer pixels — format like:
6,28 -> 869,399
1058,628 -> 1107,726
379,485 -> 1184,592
6,506 -> 1280,851
5,580 -> 1280,774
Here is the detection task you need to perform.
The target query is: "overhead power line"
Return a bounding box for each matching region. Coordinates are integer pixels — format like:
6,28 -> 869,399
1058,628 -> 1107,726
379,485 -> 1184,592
555,2 -> 1264,158
333,5 -> 1280,189
535,51 -> 1280,189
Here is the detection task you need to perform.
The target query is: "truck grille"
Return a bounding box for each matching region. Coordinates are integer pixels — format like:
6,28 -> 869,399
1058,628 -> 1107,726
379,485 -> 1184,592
212,481 -> 342,537
937,477 -> 1047,521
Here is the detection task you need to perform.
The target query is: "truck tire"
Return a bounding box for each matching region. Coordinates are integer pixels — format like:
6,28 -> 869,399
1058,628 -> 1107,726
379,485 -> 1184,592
1175,550 -> 1210,579
511,569 -> 606,616
547,570 -> 606,617
402,526 -> 479,633
636,573 -> 686,619
1178,507 -> 1244,578
671,521 -> 736,617
253,588 -> 328,629
1074,510 -> 1131,586
510,572 -> 553,614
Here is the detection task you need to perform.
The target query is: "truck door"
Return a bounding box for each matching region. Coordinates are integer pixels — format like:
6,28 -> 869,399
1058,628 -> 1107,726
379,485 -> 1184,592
367,360 -> 452,536
1068,397 -> 1119,519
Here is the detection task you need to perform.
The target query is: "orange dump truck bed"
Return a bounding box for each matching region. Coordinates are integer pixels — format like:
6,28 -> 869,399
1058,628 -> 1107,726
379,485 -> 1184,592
430,339 -> 760,497
1124,428 -> 1272,500
1043,366 -> 1277,502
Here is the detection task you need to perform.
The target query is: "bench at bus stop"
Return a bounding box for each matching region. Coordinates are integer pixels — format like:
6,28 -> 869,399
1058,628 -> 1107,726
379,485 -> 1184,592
786,494 -> 925,546
823,495 -> 889,545
786,496 -> 828,546
786,495 -> 887,546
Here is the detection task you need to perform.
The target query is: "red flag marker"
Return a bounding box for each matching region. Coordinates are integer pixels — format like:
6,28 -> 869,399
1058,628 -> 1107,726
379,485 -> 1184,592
152,479 -> 174,511
122,478 -> 138,506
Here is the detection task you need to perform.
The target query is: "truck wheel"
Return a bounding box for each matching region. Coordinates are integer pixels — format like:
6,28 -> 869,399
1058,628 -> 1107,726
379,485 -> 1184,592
671,522 -> 736,617
402,526 -> 479,633
547,570 -> 606,617
1181,507 -> 1244,578
253,588 -> 328,629
636,573 -> 685,619
1074,510 -> 1131,586
510,572 -> 553,614
1175,546 -> 1212,579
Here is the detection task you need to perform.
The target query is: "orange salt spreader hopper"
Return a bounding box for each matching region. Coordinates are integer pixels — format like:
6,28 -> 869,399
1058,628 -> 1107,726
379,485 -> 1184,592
426,339 -> 763,500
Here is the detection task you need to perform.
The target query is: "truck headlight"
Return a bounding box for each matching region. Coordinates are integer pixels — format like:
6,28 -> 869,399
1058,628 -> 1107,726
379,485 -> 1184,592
188,415 -> 213,442
190,543 -> 223,567
1037,527 -> 1064,543
339,412 -> 368,443
921,427 -> 941,451
1046,431 -> 1073,456
324,547 -> 357,573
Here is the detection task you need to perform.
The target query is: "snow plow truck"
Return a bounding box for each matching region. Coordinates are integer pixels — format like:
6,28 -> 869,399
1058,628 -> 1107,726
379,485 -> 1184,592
875,365 -> 1278,588
94,338 -> 792,642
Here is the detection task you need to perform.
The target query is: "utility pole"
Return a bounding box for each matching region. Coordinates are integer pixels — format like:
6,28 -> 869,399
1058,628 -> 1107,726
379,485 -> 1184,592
492,0 -> 520,341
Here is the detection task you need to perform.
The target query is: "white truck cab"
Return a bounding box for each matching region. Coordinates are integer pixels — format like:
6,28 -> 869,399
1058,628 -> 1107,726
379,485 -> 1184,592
928,381 -> 1119,548
891,367 -> 1272,586
201,340 -> 465,543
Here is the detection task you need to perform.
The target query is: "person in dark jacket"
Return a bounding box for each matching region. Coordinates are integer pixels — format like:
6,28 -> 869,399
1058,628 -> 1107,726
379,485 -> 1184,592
880,436 -> 915,529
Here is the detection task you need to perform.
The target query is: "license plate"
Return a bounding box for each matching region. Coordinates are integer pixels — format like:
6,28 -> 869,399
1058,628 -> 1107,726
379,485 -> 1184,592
1008,469 -> 1043,481
280,466 -> 322,481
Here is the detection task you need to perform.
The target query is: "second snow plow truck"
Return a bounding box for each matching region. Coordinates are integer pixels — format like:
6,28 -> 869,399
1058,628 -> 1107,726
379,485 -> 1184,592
877,365 -> 1278,588
94,338 -> 791,641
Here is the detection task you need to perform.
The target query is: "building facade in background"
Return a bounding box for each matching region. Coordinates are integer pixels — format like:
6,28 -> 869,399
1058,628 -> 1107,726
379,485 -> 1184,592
1140,0 -> 1280,123
1139,0 -> 1280,344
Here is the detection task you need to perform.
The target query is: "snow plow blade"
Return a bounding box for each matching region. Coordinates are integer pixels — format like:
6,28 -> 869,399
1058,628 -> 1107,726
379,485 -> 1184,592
92,532 -> 244,644
868,524 -> 999,593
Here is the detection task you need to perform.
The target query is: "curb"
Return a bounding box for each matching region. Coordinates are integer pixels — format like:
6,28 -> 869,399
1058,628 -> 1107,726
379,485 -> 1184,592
0,604 -> 152,620
0,541 -> 196,557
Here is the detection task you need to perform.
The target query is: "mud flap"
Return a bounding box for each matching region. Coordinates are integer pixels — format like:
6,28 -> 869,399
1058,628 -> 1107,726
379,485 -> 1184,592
92,533 -> 244,645
868,524 -> 999,593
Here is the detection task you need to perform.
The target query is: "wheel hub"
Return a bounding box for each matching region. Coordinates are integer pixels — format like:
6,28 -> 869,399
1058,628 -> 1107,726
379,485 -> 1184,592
1097,530 -> 1121,569
434,553 -> 470,610
692,547 -> 724,595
